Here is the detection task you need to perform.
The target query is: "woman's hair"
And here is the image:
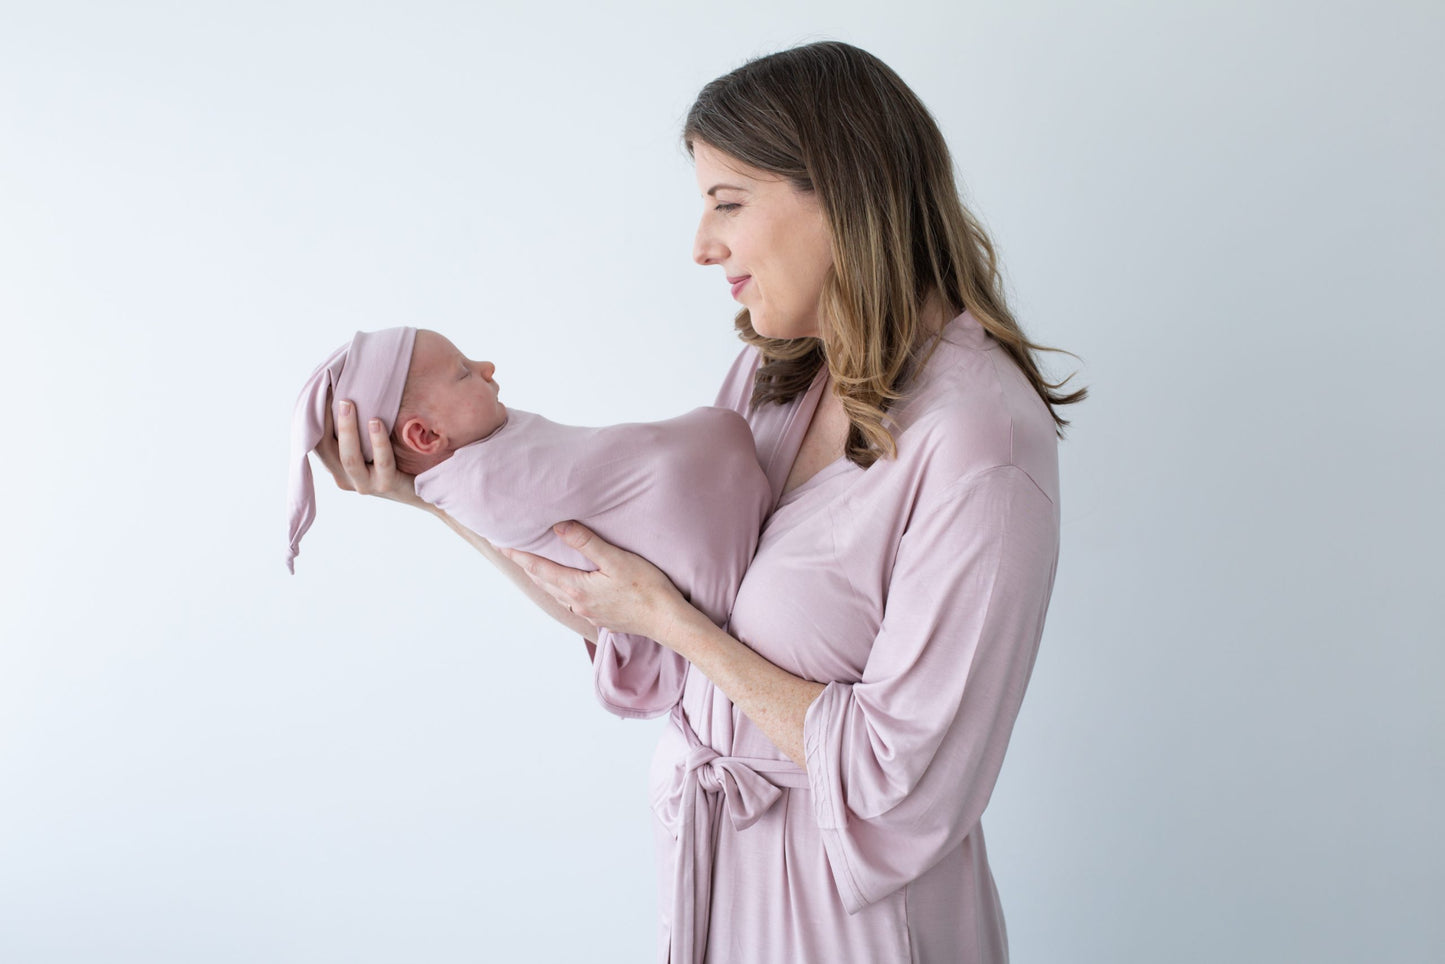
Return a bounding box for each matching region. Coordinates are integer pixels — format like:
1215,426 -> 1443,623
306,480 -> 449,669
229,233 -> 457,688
683,41 -> 1085,468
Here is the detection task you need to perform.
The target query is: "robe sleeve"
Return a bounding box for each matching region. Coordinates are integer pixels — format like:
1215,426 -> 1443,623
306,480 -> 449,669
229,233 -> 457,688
802,464 -> 1059,914
589,628 -> 688,719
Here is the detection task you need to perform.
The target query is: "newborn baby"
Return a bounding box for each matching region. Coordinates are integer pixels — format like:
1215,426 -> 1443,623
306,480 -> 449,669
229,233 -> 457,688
286,327 -> 771,713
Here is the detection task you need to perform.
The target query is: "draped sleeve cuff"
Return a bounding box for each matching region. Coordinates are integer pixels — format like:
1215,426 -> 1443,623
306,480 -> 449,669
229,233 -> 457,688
591,627 -> 688,720
803,680 -> 872,914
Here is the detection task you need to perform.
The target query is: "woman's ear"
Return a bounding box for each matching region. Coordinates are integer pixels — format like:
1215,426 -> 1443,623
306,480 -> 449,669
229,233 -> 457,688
397,416 -> 445,456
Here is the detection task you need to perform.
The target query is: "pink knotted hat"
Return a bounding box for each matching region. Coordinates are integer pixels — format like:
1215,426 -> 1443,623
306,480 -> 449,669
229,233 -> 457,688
286,327 -> 418,573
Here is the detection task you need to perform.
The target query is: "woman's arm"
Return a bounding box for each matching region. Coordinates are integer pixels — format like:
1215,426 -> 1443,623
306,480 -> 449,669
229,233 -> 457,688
319,400 -> 598,642
658,597 -> 825,769
505,521 -> 824,767
521,469 -> 1060,915
431,509 -> 599,644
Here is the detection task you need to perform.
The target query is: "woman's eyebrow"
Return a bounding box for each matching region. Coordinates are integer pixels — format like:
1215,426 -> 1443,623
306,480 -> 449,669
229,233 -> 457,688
706,184 -> 748,197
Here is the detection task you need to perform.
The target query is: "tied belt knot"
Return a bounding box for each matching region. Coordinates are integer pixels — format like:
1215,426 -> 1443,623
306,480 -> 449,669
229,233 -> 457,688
659,704 -> 811,964
680,741 -> 782,830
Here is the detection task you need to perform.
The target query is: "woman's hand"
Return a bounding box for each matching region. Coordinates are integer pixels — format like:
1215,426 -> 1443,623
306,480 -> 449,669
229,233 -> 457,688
514,522 -> 823,769
315,398 -> 426,509
504,522 -> 691,644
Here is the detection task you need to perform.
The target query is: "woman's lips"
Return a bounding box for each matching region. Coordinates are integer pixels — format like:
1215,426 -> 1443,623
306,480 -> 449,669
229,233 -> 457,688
729,276 -> 751,299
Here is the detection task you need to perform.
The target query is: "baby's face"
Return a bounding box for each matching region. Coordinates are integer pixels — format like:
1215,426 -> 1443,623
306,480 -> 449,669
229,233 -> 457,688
406,330 -> 507,449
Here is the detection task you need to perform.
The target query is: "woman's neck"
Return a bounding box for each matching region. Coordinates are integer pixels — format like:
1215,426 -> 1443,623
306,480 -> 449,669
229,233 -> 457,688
919,290 -> 957,335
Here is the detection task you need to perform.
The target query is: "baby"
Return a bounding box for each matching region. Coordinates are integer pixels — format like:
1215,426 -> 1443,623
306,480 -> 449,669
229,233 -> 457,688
286,327 -> 772,707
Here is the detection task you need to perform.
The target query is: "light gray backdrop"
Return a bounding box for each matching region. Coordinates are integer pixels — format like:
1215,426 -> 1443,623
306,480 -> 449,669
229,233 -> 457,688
1,1 -> 1440,961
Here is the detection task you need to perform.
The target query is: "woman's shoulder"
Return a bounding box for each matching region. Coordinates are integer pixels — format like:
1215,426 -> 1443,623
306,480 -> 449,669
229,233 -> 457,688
891,313 -> 1059,503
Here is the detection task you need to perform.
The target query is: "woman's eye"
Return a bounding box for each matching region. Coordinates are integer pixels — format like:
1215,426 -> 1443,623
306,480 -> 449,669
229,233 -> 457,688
714,203 -> 740,213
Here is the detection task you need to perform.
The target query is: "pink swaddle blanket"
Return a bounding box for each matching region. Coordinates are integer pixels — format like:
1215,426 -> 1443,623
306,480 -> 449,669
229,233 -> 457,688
287,330 -> 773,712
415,407 -> 770,631
416,405 -> 771,717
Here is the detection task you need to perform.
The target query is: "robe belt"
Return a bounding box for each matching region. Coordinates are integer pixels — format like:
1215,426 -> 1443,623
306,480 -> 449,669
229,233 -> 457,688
663,703 -> 811,964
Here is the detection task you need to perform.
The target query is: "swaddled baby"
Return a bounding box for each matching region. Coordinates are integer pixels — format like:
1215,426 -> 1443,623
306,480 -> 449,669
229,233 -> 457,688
286,327 -> 771,712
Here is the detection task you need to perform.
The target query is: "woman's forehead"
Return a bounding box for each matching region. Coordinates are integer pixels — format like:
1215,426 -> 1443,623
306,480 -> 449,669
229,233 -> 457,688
693,141 -> 779,190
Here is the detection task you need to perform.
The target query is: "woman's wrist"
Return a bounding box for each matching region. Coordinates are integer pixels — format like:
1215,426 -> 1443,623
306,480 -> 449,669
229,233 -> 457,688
652,594 -> 716,663
393,486 -> 431,511
653,603 -> 824,770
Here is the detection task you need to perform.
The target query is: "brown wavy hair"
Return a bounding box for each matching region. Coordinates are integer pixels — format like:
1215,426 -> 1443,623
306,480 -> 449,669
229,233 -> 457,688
684,41 -> 1085,468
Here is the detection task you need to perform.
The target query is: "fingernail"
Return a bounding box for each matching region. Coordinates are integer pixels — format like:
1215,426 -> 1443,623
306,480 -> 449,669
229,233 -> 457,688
370,418 -> 382,431
554,522 -> 572,536
340,400 -> 352,415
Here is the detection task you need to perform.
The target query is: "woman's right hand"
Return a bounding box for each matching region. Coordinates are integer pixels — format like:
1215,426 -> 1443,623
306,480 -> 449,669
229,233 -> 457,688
316,397 -> 427,509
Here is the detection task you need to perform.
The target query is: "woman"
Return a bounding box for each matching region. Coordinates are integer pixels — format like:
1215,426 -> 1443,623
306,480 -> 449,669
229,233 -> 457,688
321,41 -> 1082,964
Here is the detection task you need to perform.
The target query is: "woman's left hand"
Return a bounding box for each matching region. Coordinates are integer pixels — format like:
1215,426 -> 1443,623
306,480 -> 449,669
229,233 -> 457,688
504,522 -> 690,644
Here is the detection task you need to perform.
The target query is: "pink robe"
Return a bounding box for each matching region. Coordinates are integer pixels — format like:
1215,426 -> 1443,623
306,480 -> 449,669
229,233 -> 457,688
601,310 -> 1061,963
415,407 -> 770,719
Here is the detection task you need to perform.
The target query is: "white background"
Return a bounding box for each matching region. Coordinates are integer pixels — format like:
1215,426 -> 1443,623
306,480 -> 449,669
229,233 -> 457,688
1,1 -> 1440,961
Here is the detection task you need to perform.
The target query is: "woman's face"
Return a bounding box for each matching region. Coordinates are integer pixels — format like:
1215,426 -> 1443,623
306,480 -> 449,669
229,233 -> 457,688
691,140 -> 835,340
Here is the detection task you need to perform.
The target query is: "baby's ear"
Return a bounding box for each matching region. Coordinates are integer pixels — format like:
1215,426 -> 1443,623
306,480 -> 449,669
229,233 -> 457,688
396,416 -> 443,456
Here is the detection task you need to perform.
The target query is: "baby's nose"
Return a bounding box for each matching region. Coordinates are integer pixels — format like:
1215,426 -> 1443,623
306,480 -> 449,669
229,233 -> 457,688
480,361 -> 496,380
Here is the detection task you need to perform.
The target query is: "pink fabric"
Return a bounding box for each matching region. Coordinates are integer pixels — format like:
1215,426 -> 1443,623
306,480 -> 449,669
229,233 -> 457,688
286,327 -> 417,573
414,406 -> 772,719
604,310 -> 1060,963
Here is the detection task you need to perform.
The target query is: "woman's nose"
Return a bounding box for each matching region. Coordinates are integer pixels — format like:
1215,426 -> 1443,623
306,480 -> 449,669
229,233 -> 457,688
693,221 -> 726,266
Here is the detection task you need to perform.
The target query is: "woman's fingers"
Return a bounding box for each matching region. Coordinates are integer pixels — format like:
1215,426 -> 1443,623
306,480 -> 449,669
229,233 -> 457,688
504,525 -> 685,639
552,522 -> 618,567
507,547 -> 584,593
505,548 -> 594,617
318,397 -> 420,504
316,403 -> 354,491
368,418 -> 395,472
365,416 -> 400,494
333,399 -> 374,493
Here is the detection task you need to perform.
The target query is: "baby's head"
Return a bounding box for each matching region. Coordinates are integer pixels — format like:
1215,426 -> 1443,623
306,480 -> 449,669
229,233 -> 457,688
286,326 -> 505,573
390,329 -> 507,475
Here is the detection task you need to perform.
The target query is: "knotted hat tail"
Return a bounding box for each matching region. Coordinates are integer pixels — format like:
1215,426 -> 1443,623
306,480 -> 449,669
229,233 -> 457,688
285,327 -> 418,573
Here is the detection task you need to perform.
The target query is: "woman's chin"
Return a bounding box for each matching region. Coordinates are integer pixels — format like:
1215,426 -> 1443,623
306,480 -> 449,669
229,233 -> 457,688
753,314 -> 818,341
